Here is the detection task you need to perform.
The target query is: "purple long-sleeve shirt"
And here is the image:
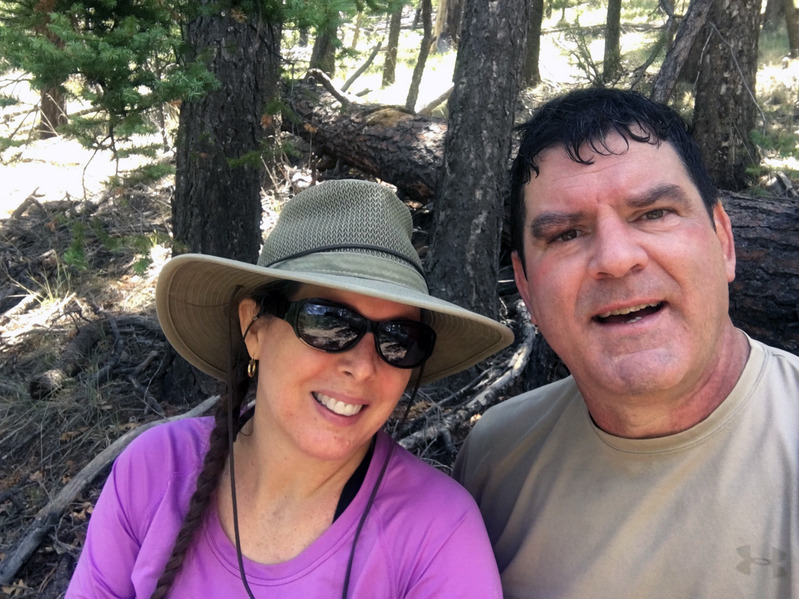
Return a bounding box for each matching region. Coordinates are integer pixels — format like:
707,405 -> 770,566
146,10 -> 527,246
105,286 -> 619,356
67,418 -> 501,598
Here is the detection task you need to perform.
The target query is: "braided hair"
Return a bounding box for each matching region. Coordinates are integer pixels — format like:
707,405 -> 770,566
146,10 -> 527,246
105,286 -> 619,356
149,281 -> 295,598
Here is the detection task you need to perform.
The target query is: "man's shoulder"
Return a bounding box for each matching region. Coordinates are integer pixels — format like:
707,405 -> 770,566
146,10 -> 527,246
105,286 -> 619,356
476,375 -> 580,436
457,376 -> 582,471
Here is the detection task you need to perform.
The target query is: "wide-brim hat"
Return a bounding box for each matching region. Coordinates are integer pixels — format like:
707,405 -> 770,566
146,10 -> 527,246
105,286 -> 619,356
156,179 -> 514,385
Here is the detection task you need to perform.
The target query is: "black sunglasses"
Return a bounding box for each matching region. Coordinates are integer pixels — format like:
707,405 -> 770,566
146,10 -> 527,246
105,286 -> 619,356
270,297 -> 436,369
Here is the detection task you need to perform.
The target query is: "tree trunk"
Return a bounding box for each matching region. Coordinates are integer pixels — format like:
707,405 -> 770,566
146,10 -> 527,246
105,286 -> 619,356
169,5 -> 280,403
286,78 -> 444,202
37,85 -> 67,139
522,0 -> 544,88
310,14 -> 338,77
692,0 -> 760,191
405,0 -> 433,112
786,0 -> 799,58
603,0 -> 622,84
173,9 -> 279,262
32,0 -> 67,139
382,8 -> 402,86
425,0 -> 528,319
433,0 -> 464,48
764,0 -> 786,30
651,0 -> 712,103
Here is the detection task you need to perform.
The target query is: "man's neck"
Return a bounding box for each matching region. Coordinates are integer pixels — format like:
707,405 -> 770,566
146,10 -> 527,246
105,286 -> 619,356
580,327 -> 751,439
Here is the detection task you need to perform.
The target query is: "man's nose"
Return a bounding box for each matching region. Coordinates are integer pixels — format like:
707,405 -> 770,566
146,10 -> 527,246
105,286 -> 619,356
587,218 -> 648,279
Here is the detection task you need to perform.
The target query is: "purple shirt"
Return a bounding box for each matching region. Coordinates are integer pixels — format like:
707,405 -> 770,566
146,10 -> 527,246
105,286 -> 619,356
67,418 -> 501,598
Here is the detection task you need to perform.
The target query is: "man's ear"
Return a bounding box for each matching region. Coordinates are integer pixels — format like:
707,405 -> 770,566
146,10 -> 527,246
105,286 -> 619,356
511,250 -> 538,325
238,298 -> 261,358
712,202 -> 737,283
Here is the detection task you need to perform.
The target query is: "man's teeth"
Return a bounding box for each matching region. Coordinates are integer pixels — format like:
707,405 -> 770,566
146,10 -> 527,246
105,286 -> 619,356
314,393 -> 363,416
597,303 -> 659,318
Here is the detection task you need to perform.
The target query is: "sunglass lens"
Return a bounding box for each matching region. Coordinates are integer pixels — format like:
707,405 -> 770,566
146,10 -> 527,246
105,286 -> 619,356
377,322 -> 435,368
296,303 -> 362,352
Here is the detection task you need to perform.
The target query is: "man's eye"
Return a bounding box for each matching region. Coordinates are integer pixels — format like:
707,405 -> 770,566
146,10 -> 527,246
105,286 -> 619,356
642,209 -> 667,220
552,229 -> 579,243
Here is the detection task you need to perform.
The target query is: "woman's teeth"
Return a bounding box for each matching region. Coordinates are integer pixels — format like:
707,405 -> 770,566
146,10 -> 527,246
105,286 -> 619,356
314,392 -> 363,416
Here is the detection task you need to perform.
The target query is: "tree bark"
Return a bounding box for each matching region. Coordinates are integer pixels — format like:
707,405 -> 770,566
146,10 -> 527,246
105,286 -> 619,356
170,4 -> 280,403
426,0 -> 528,319
651,0 -> 712,103
382,8 -> 402,87
37,85 -> 67,139
764,0 -> 786,30
786,0 -> 799,58
285,78 -> 445,202
433,0 -> 464,48
692,0 -> 761,191
603,0 -> 622,84
310,25 -> 337,76
173,7 -> 280,262
522,0 -> 544,88
405,0 -> 433,112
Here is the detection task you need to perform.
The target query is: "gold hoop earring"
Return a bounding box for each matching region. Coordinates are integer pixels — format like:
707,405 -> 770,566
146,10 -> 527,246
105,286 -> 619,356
247,358 -> 257,378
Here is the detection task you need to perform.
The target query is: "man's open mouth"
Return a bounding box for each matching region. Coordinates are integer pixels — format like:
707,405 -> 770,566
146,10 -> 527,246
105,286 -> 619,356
594,302 -> 664,325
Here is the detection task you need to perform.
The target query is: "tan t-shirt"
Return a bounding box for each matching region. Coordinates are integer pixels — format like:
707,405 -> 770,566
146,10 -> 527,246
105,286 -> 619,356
454,335 -> 798,598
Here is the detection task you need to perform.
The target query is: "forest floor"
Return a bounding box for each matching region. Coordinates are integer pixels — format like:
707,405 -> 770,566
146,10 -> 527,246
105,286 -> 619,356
2,8 -> 799,598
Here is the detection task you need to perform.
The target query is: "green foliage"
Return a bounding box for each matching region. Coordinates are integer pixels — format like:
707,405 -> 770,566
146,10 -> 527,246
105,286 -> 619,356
561,16 -> 604,87
0,0 -> 217,160
64,221 -> 89,270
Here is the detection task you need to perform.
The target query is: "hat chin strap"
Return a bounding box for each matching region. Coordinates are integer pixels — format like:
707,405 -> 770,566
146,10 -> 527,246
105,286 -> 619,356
340,361 -> 425,599
226,357 -> 426,599
265,243 -> 428,279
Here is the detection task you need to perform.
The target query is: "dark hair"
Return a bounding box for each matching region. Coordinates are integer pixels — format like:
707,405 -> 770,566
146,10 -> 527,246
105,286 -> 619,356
509,88 -> 718,269
150,280 -> 296,599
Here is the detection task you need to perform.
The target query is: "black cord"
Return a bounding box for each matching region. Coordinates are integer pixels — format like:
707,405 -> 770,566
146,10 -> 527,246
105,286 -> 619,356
228,286 -> 257,599
340,363 -> 426,599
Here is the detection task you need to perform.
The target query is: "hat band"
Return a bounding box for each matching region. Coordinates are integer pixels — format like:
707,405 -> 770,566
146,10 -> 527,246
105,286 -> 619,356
265,244 -> 426,279
266,252 -> 429,294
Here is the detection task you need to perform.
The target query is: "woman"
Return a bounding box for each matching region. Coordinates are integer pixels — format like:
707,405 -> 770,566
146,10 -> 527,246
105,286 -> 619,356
67,179 -> 514,598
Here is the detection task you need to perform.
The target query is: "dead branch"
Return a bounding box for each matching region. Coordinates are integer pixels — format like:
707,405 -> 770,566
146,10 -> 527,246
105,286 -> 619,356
399,304 -> 536,454
342,41 -> 383,92
418,85 -> 453,116
10,189 -> 45,219
0,395 -> 220,586
651,0 -> 712,103
304,68 -> 357,107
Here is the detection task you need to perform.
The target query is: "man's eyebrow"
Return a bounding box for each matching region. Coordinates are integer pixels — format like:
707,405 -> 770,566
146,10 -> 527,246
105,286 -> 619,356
529,212 -> 584,239
528,184 -> 691,240
627,184 -> 690,209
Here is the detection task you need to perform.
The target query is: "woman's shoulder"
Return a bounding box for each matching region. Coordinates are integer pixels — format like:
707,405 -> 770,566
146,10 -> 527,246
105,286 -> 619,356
378,434 -> 479,513
115,416 -> 214,477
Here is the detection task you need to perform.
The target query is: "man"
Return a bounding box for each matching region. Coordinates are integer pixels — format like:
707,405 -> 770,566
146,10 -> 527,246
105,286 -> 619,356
453,88 -> 798,598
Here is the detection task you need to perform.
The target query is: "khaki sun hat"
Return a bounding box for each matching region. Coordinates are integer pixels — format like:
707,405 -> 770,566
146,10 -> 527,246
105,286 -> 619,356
156,179 -> 514,385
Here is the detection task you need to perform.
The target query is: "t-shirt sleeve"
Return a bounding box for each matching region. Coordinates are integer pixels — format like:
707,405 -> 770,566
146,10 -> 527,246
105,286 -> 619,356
380,448 -> 502,599
402,502 -> 502,598
65,421 -> 202,598
66,435 -> 155,597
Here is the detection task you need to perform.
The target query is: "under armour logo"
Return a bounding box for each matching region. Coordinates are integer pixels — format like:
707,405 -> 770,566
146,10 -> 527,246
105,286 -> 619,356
736,545 -> 789,577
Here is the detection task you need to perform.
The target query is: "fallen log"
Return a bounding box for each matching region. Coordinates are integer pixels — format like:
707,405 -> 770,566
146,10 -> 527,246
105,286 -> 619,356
283,79 -> 799,356
284,76 -> 445,203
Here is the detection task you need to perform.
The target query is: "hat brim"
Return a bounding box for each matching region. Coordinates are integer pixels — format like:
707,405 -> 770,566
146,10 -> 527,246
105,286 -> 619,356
156,254 -> 514,385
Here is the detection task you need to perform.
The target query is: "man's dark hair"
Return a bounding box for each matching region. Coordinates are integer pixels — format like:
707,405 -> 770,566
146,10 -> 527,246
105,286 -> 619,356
509,87 -> 718,268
